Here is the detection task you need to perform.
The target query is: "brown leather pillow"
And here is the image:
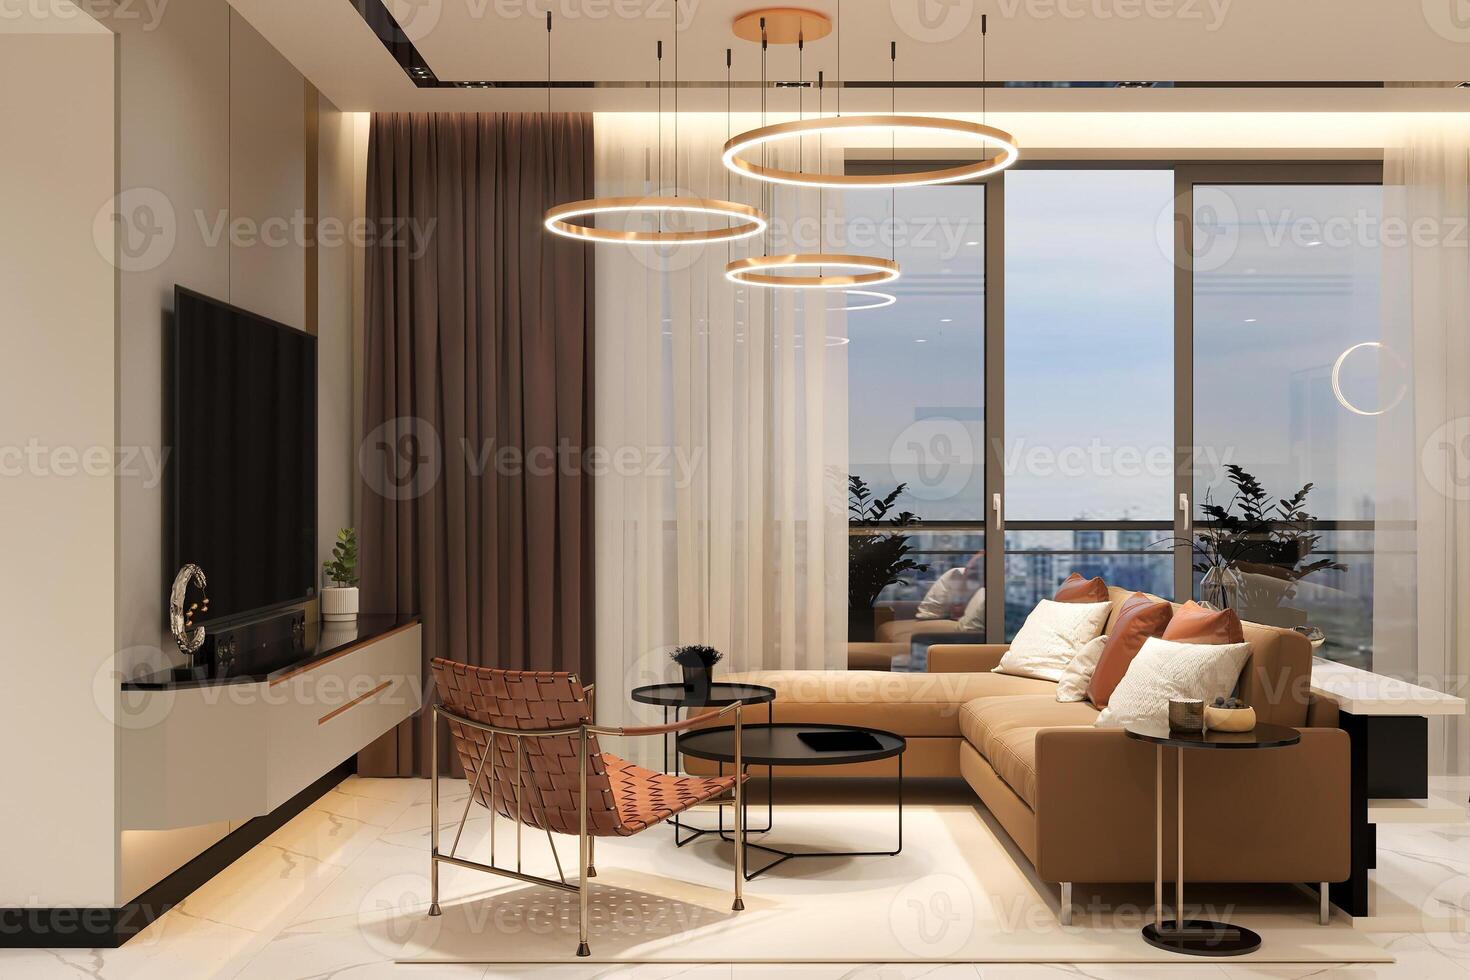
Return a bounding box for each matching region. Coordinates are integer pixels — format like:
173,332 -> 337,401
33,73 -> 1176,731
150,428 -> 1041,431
1054,572 -> 1109,603
1162,600 -> 1245,644
1087,592 -> 1173,707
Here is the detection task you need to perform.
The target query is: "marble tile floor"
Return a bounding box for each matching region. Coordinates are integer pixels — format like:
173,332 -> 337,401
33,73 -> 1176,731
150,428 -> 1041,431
4,776 -> 1468,980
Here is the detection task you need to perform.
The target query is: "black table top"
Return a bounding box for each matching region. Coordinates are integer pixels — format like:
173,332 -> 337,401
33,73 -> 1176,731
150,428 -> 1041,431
122,614 -> 421,690
630,682 -> 776,708
1125,721 -> 1301,750
677,723 -> 906,767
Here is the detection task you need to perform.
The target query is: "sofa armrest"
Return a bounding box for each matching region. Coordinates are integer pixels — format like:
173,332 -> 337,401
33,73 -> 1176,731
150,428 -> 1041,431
927,643 -> 1008,673
1031,726 -> 1349,884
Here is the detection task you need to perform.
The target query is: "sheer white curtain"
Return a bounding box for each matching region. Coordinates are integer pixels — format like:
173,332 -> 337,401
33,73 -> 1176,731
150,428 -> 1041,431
592,112 -> 849,750
1374,123 -> 1470,780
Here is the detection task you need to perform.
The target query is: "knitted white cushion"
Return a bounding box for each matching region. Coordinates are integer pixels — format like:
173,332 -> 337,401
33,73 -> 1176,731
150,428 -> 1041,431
1095,636 -> 1252,729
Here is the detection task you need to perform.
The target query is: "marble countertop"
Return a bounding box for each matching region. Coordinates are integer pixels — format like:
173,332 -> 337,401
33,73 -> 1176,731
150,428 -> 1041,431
1311,657 -> 1467,716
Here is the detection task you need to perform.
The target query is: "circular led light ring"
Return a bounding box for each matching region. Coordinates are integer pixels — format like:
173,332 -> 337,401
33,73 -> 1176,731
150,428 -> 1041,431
723,115 -> 1019,189
828,290 -> 897,311
1331,341 -> 1406,417
725,254 -> 900,289
544,197 -> 767,245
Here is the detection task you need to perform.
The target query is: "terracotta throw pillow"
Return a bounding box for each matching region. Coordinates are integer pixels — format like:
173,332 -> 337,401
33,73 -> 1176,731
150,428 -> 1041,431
1087,593 -> 1173,707
1163,600 -> 1245,645
1053,572 -> 1109,603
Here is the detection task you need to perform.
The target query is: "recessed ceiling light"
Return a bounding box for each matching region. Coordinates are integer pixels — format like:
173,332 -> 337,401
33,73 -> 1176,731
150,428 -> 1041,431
1305,240 -> 1323,247
965,241 -> 980,246
940,318 -> 953,323
1244,318 -> 1257,323
914,338 -> 927,343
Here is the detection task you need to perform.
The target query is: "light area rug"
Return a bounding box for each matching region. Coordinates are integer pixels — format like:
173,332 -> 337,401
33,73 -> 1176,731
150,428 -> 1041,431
333,793 -> 1393,966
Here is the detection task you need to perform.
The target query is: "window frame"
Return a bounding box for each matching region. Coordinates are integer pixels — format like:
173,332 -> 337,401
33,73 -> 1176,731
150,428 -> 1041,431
847,157 -> 1385,642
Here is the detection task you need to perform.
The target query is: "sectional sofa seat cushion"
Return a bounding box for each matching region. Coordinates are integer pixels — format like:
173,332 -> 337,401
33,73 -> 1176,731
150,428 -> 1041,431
993,598 -> 1111,681
730,669 -> 1056,737
959,695 -> 1099,805
1163,599 -> 1245,644
1087,592 -> 1174,707
1094,636 -> 1253,729
1054,572 -> 1109,603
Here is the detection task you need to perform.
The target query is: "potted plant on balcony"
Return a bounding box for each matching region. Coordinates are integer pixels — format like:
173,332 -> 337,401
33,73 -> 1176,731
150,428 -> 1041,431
848,476 -> 928,642
1171,465 -> 1345,624
321,527 -> 360,623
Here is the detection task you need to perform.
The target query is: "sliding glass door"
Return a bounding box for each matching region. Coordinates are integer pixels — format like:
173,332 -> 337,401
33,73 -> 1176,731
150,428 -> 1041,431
1186,173 -> 1383,667
999,168 -> 1177,637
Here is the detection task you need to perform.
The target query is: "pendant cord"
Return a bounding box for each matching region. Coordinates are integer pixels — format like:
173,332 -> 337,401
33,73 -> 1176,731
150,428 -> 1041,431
981,13 -> 988,126
818,70 -> 824,256
761,21 -> 769,257
657,39 -> 663,229
836,0 -> 842,118
545,11 -> 552,117
890,40 -> 896,261
673,0 -> 678,197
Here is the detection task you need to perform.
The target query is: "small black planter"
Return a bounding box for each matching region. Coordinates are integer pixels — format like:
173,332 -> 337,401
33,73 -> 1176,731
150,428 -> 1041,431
681,663 -> 713,702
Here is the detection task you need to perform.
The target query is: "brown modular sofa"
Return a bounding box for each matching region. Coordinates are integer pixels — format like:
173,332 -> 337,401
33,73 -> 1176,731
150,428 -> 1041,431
713,587 -> 1350,913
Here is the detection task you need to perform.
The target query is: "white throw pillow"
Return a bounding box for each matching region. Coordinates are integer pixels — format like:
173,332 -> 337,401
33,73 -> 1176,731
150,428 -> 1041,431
915,567 -> 967,620
1055,635 -> 1108,702
957,586 -> 986,631
1095,636 -> 1253,730
992,599 -> 1111,682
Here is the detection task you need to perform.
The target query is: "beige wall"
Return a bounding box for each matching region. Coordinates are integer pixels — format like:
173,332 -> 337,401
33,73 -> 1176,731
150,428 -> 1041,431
100,0 -> 360,904
0,27 -> 117,907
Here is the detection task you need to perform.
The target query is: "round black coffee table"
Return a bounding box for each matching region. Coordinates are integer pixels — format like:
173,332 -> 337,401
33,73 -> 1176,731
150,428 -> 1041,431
677,722 -> 906,879
630,682 -> 777,841
1126,721 -> 1302,957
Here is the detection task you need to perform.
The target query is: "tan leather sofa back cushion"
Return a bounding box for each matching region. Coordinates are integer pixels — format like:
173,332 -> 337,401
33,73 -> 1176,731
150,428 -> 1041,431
1054,572 -> 1109,603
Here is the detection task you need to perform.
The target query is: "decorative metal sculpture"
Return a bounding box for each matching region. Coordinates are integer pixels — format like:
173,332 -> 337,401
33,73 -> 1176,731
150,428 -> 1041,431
169,563 -> 209,658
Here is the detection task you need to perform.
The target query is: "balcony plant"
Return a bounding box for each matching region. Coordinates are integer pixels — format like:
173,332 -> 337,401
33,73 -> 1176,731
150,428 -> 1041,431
321,527 -> 360,622
848,476 -> 928,641
1173,465 -> 1345,618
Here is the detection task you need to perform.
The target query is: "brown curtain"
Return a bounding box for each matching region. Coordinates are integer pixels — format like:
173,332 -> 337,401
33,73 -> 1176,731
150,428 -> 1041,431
356,112 -> 594,777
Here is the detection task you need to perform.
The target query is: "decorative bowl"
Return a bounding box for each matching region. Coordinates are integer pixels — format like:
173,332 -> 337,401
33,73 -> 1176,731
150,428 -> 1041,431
1205,704 -> 1256,732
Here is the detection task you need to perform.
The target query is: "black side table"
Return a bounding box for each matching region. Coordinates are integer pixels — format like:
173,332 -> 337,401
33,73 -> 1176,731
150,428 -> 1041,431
630,682 -> 777,842
1125,721 -> 1302,956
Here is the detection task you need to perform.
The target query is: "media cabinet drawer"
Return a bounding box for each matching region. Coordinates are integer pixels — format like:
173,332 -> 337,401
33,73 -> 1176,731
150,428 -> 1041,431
118,623 -> 422,831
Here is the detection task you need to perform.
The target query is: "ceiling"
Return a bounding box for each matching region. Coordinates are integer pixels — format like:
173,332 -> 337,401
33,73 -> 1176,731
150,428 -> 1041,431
226,0 -> 1470,113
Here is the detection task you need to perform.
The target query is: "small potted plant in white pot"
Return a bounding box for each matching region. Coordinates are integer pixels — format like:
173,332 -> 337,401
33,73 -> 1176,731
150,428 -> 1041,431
321,528 -> 360,622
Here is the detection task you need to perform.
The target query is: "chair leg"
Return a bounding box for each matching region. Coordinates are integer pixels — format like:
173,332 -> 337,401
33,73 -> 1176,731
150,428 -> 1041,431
1060,882 -> 1072,926
428,706 -> 441,917
1320,882 -> 1330,925
587,835 -> 596,878
577,726 -> 591,957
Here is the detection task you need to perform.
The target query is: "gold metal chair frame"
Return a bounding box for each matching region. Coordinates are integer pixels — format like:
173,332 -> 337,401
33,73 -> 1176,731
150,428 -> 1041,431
428,684 -> 746,957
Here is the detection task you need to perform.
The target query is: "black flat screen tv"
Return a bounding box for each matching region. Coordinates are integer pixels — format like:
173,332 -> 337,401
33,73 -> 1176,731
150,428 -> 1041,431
171,286 -> 317,623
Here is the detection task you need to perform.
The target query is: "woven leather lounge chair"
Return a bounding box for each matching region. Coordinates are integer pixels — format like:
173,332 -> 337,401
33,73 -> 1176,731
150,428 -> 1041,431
428,659 -> 748,956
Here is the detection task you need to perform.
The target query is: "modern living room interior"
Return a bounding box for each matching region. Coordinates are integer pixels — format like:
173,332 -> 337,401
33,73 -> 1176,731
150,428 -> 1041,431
7,0 -> 1470,976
